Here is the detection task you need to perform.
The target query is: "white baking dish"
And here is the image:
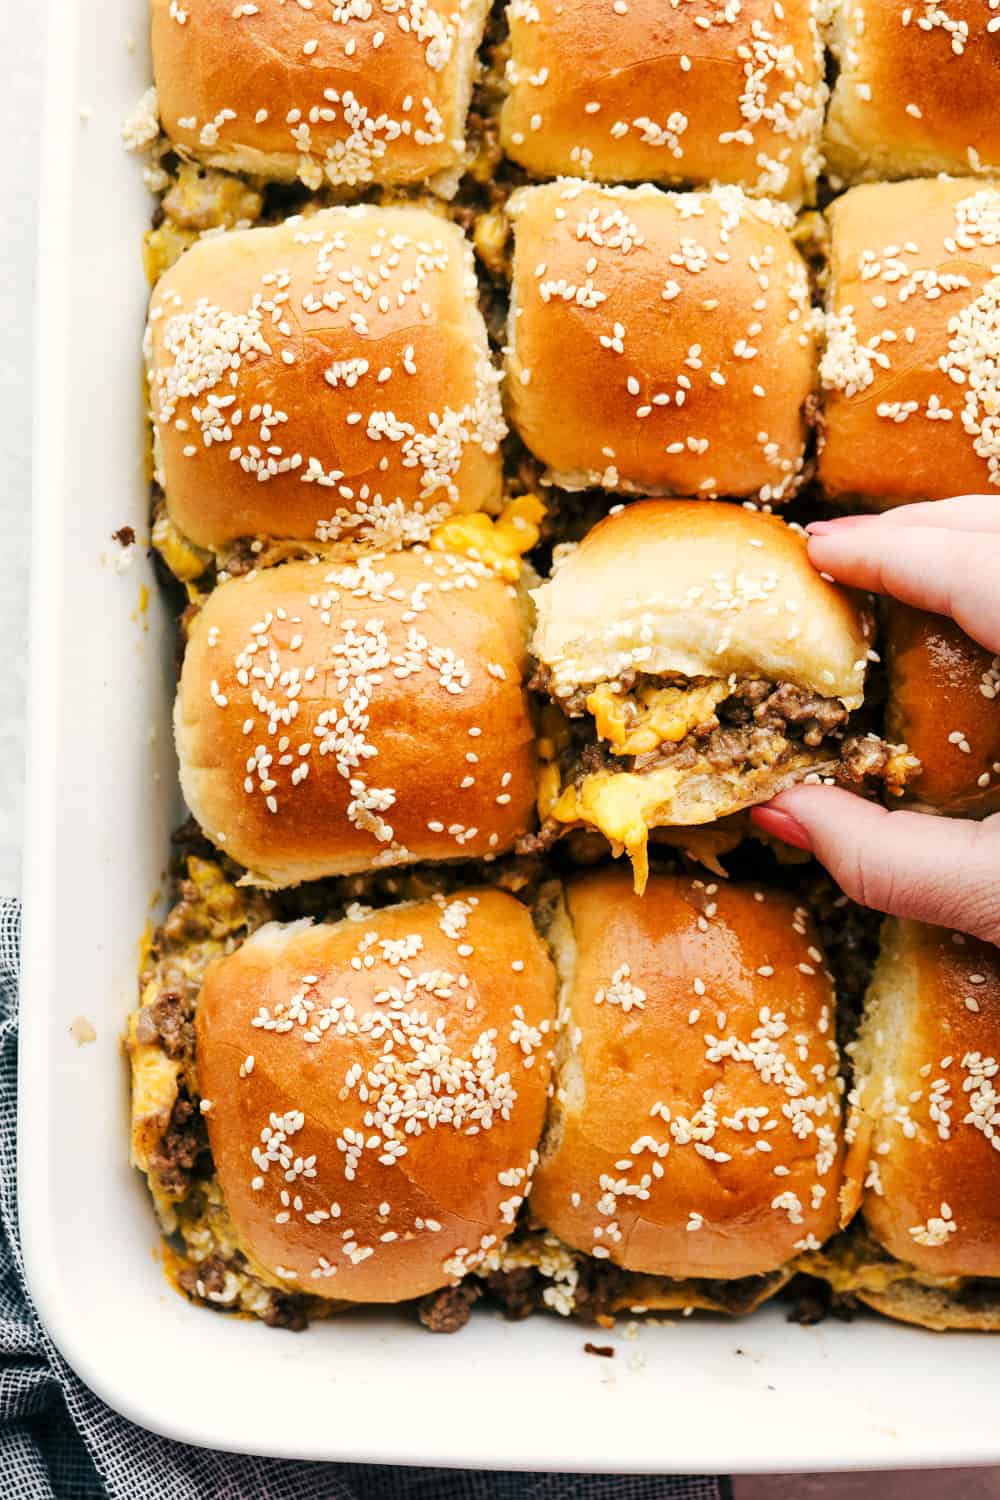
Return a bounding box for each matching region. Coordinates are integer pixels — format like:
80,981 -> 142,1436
18,0 -> 1000,1472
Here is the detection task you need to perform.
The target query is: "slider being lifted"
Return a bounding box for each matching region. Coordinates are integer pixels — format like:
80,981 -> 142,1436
530,500 -> 919,889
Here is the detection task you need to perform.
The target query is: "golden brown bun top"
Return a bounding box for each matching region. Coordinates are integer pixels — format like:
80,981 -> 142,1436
819,177 -> 1000,504
886,600 -> 1000,814
151,0 -> 487,189
530,870 -> 844,1280
175,549 -> 537,885
826,1 -> 1000,184
532,500 -> 871,705
502,0 -> 826,203
505,181 -> 819,502
196,890 -> 557,1302
849,919 -> 1000,1278
146,206 -> 504,550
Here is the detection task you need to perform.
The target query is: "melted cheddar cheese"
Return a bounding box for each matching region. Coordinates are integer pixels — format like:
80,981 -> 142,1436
587,678 -> 728,756
430,494 -> 545,580
549,767 -> 699,895
152,508 -> 212,584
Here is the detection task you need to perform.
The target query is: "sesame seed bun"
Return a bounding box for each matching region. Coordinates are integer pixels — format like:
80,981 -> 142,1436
501,0 -> 826,203
886,601 -> 1000,815
826,1 -> 1000,187
505,181 -> 820,503
530,869 -> 845,1280
175,549 -> 537,885
532,500 -> 870,705
845,919 -> 1000,1281
145,205 -> 504,552
151,0 -> 488,193
195,890 -> 557,1303
819,177 -> 1000,506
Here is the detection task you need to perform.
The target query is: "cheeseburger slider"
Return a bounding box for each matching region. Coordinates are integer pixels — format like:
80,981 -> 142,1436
175,547 -> 537,885
526,870 -> 844,1306
530,500 -> 919,889
885,601 -> 1000,816
145,206 -> 504,559
129,879 -> 556,1320
820,177 -> 1000,506
826,0 -> 1000,187
150,0 -> 489,194
505,181 -> 820,504
802,920 -> 1000,1331
502,0 -> 826,203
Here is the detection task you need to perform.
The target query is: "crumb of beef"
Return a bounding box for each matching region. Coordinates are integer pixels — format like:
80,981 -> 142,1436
417,1283 -> 481,1334
835,734 -> 890,783
698,1271 -> 787,1316
573,740 -> 629,780
158,863 -> 269,951
149,1093 -> 206,1199
747,682 -> 851,746
214,536 -> 319,580
583,1343 -> 615,1358
784,1275 -> 857,1326
571,1258 -> 629,1322
514,824 -> 564,857
177,1253 -> 231,1303
134,989 -> 194,1061
804,872 -> 880,1041
112,525 -> 136,548
263,1292 -> 310,1333
483,1266 -> 548,1321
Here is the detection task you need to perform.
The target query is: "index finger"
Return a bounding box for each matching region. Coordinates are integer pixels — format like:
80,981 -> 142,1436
868,495 -> 1000,533
804,518 -> 1000,657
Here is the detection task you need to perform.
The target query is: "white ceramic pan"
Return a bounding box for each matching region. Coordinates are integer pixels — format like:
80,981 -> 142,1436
18,0 -> 1000,1471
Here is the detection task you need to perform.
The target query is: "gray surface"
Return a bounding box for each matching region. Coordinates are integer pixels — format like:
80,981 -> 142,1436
0,6 -> 994,1494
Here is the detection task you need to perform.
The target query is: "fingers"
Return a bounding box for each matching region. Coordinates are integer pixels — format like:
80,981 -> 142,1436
752,787 -> 1000,945
855,496 -> 1000,533
803,516 -> 1000,655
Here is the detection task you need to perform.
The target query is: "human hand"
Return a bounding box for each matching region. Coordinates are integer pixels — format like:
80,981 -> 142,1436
751,497 -> 1000,944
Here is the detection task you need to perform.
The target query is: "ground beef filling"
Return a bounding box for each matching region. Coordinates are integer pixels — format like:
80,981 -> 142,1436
134,989 -> 195,1064
417,1283 -> 482,1334
176,1251 -> 310,1332
149,1091 -> 206,1200
533,671 -> 901,787
480,1262 -> 785,1324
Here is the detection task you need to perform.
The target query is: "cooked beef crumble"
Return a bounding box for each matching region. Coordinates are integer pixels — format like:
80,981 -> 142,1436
805,872 -> 881,1042
149,1091 -> 206,1200
134,989 -> 194,1063
418,1283 -> 482,1334
784,1275 -> 857,1326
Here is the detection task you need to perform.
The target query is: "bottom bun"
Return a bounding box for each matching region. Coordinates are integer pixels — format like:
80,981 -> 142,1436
857,1280 -> 1000,1333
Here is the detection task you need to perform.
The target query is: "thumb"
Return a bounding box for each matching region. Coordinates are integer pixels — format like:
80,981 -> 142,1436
751,787 -> 1000,945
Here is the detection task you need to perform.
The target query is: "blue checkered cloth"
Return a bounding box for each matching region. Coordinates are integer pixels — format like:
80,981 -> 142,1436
0,899 -> 723,1500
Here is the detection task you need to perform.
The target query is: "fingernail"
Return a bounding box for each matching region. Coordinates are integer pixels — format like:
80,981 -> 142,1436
750,806 -> 814,852
806,515 -> 880,536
